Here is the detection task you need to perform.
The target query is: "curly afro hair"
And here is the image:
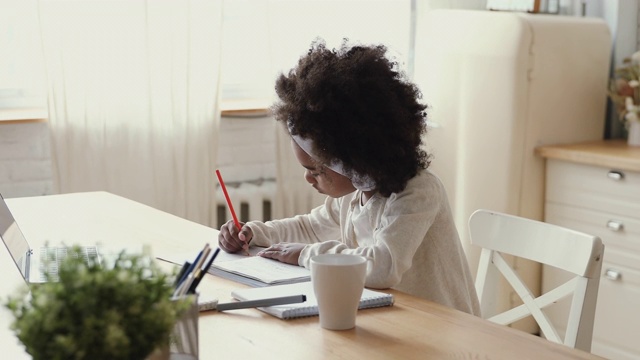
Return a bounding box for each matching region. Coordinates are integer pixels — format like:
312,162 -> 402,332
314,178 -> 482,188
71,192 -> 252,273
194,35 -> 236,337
271,39 -> 430,197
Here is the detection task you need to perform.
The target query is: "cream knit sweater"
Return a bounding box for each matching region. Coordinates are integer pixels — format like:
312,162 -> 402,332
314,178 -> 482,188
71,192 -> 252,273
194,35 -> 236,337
246,170 -> 480,316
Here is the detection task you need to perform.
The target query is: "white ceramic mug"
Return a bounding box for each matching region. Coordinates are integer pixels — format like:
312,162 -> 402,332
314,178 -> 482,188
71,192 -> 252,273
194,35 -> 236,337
310,254 -> 368,330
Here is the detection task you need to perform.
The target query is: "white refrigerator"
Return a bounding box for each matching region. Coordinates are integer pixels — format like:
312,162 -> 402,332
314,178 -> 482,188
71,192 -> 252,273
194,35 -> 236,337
413,9 -> 611,329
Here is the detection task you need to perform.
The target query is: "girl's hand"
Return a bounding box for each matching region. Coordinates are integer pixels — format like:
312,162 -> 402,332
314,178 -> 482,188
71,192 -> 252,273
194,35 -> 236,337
218,220 -> 253,254
257,243 -> 305,265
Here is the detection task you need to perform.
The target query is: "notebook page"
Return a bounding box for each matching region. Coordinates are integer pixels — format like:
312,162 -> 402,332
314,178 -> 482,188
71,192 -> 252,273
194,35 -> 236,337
210,256 -> 311,285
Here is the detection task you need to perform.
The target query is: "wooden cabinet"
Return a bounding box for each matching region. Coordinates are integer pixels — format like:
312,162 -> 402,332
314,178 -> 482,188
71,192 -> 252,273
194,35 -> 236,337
536,140 -> 640,359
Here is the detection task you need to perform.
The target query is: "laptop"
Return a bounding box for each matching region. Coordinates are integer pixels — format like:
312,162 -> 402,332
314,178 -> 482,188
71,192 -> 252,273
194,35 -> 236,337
0,193 -> 101,284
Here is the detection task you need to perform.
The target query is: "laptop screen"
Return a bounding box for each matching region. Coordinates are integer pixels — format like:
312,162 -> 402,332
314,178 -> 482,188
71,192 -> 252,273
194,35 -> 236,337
0,193 -> 31,280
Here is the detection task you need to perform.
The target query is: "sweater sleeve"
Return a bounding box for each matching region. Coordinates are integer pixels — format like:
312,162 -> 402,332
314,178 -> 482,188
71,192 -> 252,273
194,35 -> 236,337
244,195 -> 343,247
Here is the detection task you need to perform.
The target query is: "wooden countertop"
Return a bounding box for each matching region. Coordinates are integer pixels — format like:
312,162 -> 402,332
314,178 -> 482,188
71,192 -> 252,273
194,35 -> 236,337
535,140 -> 640,172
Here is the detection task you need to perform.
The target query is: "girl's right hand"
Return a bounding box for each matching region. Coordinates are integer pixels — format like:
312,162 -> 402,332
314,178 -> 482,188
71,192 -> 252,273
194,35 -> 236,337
218,220 -> 253,254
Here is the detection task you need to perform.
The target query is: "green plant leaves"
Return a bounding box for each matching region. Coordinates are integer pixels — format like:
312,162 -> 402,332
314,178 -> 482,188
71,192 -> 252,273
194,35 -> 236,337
5,245 -> 189,360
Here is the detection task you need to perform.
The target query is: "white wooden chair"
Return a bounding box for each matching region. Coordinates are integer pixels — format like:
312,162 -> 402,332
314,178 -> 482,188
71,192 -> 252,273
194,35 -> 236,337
469,209 -> 604,352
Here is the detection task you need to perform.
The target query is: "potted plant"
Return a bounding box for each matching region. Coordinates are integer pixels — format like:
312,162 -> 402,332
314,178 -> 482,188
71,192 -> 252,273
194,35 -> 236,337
4,245 -> 190,360
608,51 -> 640,146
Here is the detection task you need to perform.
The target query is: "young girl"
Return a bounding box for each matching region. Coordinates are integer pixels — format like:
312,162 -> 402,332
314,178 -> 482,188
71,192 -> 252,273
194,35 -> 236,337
218,40 -> 480,315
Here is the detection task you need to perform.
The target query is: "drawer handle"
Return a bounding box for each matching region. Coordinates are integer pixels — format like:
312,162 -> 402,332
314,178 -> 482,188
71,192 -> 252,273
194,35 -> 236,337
606,220 -> 624,232
604,269 -> 622,281
607,170 -> 625,181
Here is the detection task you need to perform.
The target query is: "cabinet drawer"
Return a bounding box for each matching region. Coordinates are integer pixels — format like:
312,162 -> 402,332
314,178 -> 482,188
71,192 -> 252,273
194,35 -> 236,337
592,258 -> 640,359
542,252 -> 640,359
545,203 -> 640,256
544,203 -> 640,359
546,160 -> 640,217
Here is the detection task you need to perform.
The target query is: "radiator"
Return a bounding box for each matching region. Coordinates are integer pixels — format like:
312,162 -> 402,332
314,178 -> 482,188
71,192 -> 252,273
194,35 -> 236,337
216,179 -> 276,228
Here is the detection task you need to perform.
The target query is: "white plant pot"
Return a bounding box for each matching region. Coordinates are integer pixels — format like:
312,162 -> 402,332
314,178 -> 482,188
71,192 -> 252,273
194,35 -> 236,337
628,121 -> 640,147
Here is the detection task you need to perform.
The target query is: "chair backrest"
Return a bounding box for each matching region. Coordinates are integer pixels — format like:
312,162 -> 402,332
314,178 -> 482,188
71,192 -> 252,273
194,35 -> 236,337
469,209 -> 604,352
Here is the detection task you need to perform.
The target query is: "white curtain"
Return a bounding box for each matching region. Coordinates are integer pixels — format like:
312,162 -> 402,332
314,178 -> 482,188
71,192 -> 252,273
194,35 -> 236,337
37,0 -> 223,226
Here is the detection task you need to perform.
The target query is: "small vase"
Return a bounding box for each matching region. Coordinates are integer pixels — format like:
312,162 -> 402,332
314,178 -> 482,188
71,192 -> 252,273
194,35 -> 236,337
628,121 -> 640,147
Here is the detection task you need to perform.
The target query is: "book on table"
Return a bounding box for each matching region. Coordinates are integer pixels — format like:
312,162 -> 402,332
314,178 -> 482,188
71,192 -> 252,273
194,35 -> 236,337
230,281 -> 395,320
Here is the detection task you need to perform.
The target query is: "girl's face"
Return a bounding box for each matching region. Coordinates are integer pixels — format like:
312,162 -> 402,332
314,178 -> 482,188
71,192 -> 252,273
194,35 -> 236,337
291,140 -> 356,198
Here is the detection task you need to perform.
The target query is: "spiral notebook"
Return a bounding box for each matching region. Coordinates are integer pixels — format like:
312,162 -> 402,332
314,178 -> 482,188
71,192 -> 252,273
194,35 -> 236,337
230,281 -> 394,320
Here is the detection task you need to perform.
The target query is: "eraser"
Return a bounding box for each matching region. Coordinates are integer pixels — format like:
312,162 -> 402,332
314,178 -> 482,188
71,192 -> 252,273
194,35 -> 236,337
198,298 -> 219,312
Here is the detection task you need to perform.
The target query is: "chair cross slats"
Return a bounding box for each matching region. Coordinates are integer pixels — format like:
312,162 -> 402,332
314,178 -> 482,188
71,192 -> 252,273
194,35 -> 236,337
469,209 -> 604,352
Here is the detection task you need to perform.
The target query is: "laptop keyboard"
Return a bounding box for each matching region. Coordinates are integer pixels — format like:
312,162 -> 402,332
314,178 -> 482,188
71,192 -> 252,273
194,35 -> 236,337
39,246 -> 100,282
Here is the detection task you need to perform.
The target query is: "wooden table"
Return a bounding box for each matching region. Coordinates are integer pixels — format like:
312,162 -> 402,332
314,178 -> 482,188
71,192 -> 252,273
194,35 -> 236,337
0,192 -> 604,359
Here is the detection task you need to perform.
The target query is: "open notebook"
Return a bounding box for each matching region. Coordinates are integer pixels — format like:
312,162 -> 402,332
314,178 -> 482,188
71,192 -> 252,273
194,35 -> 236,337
231,281 -> 394,320
157,246 -> 310,288
209,255 -> 310,286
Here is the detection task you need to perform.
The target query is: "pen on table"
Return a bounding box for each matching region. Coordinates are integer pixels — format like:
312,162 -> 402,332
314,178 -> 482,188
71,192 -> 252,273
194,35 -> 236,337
188,247 -> 220,294
213,294 -> 307,312
215,169 -> 249,255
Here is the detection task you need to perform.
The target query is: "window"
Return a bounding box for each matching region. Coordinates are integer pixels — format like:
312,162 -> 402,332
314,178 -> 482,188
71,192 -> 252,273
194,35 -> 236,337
0,0 -> 413,118
220,0 -> 412,110
0,0 -> 47,120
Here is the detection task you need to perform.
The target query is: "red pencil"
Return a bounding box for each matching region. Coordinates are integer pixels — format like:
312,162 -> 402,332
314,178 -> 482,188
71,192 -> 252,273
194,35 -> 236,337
216,169 -> 241,231
215,169 -> 249,255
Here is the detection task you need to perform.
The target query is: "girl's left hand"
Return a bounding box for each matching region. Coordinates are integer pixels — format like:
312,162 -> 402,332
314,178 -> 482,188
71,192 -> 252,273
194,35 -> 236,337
257,243 -> 306,265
